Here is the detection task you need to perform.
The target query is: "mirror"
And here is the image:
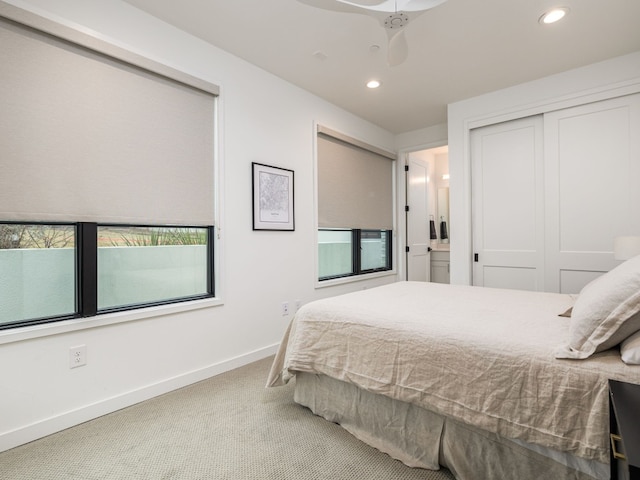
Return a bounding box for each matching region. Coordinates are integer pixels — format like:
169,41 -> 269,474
437,187 -> 449,244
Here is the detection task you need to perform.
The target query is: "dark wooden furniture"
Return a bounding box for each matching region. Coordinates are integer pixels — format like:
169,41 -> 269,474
609,380 -> 640,480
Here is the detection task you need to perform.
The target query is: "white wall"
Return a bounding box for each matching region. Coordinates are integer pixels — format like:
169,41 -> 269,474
448,50 -> 640,285
0,0 -> 398,452
395,123 -> 448,152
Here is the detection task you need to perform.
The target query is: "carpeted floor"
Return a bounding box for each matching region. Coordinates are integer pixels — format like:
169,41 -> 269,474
0,356 -> 456,479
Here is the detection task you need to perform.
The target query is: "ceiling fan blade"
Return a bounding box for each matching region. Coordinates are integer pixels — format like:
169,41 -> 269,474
338,0 -> 387,5
298,0 -> 440,66
297,0 -> 364,14
387,29 -> 408,66
338,0 -> 448,13
403,0 -> 448,12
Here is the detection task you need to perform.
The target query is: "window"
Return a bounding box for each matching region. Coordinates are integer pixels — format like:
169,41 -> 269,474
0,11 -> 219,329
318,228 -> 392,281
316,126 -> 395,281
0,222 -> 214,329
97,226 -> 212,312
318,229 -> 352,279
0,223 -> 76,326
361,229 -> 392,271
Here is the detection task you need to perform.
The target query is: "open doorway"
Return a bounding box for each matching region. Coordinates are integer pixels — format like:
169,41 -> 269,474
405,145 -> 449,282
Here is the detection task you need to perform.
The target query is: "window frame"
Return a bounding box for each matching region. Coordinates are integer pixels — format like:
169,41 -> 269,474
318,228 -> 393,282
359,229 -> 393,275
0,220 -> 78,329
0,221 -> 215,331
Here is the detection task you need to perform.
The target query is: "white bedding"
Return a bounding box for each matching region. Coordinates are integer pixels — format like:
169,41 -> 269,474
267,281 -> 640,464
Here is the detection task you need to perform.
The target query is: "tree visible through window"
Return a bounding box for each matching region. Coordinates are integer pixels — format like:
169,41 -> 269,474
0,223 -> 74,249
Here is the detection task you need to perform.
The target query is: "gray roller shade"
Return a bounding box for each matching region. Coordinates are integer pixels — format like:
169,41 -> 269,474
0,8 -> 217,226
317,129 -> 394,230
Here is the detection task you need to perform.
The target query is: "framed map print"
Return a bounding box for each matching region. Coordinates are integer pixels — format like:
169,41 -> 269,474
252,162 -> 295,231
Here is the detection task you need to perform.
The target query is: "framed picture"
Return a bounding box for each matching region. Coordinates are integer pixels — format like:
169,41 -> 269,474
252,162 -> 295,231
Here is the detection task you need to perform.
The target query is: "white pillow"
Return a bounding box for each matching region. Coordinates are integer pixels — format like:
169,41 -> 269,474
555,254 -> 640,359
621,330 -> 640,365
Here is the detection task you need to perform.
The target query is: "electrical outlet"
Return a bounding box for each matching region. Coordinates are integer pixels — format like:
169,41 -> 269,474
69,345 -> 87,369
281,301 -> 290,316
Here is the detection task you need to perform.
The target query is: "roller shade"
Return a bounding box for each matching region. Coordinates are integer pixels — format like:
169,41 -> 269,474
317,130 -> 394,230
0,12 -> 217,226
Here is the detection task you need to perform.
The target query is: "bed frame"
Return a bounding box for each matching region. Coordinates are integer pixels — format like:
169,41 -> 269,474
268,281 -> 640,480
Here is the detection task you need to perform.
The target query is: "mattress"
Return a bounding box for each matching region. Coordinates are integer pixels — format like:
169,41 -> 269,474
267,281 -> 640,466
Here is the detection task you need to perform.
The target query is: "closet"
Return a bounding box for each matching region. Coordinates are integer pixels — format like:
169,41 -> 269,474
471,93 -> 640,294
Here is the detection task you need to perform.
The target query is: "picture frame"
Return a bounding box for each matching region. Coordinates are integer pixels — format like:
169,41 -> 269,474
252,162 -> 295,231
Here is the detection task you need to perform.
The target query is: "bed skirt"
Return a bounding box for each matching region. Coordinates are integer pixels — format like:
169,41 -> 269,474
294,372 -> 609,480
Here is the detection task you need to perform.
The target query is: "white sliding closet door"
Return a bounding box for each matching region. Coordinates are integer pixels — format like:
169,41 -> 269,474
471,93 -> 640,293
544,93 -> 640,293
471,116 -> 544,290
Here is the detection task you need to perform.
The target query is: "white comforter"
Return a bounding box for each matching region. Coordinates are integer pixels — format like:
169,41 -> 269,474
267,281 -> 640,464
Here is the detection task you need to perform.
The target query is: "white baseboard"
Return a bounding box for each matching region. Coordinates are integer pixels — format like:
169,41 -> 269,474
0,344 -> 279,453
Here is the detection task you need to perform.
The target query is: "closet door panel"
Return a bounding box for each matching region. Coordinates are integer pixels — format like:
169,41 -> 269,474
544,93 -> 640,293
483,266 -> 537,291
471,116 -> 544,290
559,270 -> 604,295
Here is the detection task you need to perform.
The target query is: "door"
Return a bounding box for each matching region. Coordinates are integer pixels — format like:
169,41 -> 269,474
544,93 -> 640,293
471,115 -> 545,290
406,153 -> 431,281
471,93 -> 640,293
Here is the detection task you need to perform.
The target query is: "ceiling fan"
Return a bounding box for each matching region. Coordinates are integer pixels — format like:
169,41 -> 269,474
297,0 -> 449,66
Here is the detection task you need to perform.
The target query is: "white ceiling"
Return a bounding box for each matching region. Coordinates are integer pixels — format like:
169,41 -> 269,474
122,0 -> 640,134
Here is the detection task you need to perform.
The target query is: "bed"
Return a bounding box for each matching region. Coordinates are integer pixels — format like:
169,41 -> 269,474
267,257 -> 640,480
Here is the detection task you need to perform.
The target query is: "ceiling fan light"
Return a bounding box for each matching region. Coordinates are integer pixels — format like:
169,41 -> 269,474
366,80 -> 381,89
539,7 -> 569,24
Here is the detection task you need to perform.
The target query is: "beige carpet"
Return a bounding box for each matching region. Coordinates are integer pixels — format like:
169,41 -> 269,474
0,356 -> 456,479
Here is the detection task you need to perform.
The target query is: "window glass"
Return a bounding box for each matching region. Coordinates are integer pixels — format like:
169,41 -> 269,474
0,223 -> 76,326
97,226 -> 209,311
318,229 -> 353,279
361,230 -> 391,271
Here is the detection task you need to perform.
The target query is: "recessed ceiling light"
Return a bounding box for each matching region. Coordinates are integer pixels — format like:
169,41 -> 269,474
539,7 -> 569,24
367,80 -> 381,89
